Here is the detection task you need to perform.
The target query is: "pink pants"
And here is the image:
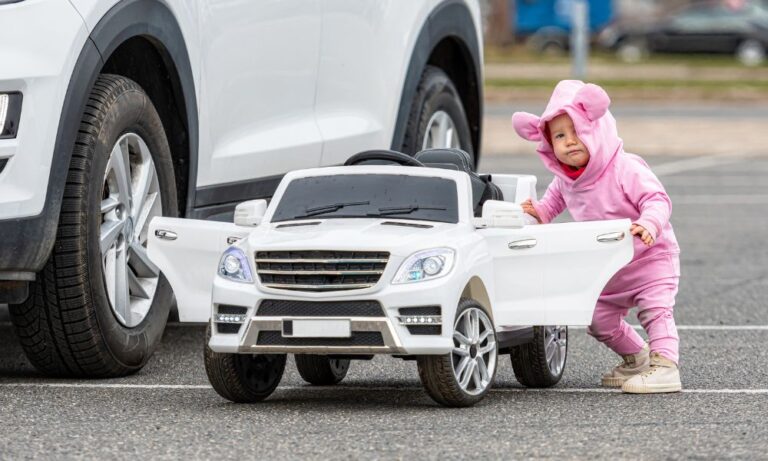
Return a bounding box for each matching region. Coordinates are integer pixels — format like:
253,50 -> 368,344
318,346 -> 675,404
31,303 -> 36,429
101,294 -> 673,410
587,278 -> 680,364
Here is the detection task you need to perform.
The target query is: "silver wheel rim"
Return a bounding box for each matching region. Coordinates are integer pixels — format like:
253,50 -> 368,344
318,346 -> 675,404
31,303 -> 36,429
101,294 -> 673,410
452,307 -> 497,396
544,326 -> 567,376
422,110 -> 460,150
738,41 -> 765,66
101,133 -> 162,328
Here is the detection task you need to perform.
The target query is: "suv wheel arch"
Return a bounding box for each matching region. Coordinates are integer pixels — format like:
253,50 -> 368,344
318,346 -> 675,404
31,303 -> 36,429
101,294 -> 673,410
391,0 -> 483,164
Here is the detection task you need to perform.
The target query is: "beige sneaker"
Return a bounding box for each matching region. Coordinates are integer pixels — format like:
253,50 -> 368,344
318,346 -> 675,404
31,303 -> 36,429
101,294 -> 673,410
600,344 -> 651,387
622,352 -> 682,394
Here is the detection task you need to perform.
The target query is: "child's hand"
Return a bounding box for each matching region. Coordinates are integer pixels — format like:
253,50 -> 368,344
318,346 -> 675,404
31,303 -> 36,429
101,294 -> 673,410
631,223 -> 654,246
521,199 -> 542,224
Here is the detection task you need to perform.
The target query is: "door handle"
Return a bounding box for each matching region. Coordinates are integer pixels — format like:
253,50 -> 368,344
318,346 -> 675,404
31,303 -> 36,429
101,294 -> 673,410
509,238 -> 537,250
154,229 -> 177,241
597,231 -> 625,243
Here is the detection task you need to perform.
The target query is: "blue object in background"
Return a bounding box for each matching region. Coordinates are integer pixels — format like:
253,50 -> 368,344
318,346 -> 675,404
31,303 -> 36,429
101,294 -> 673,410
514,0 -> 613,35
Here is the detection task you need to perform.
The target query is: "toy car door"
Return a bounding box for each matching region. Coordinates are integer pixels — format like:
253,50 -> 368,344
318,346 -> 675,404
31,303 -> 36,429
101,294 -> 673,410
147,217 -> 249,322
538,219 -> 633,324
486,219 -> 633,326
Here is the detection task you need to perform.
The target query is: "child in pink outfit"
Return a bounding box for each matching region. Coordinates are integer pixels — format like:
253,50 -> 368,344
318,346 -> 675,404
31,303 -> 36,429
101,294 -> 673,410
512,80 -> 682,393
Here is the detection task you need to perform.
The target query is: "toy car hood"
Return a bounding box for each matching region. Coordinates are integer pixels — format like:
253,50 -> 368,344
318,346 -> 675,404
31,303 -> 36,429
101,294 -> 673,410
246,218 -> 466,257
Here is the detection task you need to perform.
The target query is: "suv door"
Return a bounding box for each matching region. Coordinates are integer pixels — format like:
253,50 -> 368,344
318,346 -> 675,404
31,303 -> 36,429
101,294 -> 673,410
197,1 -> 323,187
482,219 -> 632,327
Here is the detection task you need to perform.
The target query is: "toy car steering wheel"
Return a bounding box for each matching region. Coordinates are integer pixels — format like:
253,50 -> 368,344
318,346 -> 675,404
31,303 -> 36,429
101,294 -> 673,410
344,149 -> 425,167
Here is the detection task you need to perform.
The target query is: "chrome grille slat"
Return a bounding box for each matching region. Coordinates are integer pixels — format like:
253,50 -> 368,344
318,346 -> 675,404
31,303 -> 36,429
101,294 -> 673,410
255,250 -> 389,292
257,269 -> 384,275
255,258 -> 388,264
263,283 -> 376,290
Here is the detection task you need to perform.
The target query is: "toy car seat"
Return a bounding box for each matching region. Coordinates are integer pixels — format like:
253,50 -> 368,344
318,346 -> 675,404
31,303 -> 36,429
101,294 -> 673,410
414,148 -> 503,216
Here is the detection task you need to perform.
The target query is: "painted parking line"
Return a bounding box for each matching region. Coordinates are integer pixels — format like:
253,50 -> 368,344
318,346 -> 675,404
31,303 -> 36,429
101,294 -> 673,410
3,323 -> 767,330
0,382 -> 766,395
652,154 -> 750,177
570,325 -> 768,331
670,194 -> 768,204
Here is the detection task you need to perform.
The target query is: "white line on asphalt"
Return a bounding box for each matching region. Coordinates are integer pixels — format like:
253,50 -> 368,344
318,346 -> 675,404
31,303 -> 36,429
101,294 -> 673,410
2,322 -> 767,330
671,194 -> 768,204
652,154 -> 748,176
570,325 -> 768,331
1,382 -> 767,395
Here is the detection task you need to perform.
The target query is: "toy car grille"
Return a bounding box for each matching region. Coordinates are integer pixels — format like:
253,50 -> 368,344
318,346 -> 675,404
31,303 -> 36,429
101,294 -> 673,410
256,331 -> 385,347
254,251 -> 389,291
256,300 -> 385,317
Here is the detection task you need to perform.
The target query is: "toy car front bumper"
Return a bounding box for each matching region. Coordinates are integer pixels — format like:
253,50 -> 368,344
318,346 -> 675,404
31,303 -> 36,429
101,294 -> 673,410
208,273 -> 462,356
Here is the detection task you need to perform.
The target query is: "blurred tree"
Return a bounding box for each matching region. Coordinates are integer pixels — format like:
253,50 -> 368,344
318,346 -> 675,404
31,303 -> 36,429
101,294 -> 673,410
485,0 -> 515,46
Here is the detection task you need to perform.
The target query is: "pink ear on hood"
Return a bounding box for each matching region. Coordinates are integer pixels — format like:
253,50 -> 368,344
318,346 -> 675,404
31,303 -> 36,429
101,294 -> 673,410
512,112 -> 542,141
573,83 -> 611,121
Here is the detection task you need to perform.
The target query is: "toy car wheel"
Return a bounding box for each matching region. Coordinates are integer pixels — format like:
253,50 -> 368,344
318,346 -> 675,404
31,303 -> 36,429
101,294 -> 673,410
294,354 -> 350,385
10,74 -> 177,378
401,65 -> 473,157
510,325 -> 567,388
204,324 -> 287,403
417,298 -> 498,407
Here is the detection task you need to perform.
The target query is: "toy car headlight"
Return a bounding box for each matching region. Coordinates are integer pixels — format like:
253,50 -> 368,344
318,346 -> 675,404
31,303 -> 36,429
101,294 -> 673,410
218,247 -> 253,283
392,248 -> 455,284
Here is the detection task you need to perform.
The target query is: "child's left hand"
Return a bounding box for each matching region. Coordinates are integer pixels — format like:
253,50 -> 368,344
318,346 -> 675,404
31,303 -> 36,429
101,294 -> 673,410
631,223 -> 654,246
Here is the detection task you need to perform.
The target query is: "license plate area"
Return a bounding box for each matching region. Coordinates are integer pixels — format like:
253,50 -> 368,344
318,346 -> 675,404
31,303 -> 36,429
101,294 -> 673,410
282,319 -> 351,338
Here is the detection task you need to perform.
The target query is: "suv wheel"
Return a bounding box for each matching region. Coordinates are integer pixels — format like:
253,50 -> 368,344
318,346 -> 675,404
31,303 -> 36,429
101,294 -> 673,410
401,65 -> 473,157
417,298 -> 497,407
294,354 -> 350,385
10,74 -> 177,377
510,325 -> 568,387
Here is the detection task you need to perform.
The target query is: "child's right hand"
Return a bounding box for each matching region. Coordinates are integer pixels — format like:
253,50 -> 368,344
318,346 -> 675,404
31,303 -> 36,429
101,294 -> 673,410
521,198 -> 542,224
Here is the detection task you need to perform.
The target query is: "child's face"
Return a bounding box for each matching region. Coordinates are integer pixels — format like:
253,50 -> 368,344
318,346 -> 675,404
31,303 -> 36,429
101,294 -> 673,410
548,113 -> 590,168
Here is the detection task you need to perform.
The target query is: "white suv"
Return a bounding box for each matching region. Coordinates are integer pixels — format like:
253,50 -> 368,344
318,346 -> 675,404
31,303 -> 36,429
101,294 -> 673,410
0,0 -> 483,377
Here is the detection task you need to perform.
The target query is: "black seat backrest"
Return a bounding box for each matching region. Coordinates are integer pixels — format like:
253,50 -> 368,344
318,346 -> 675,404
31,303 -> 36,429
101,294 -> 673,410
414,148 -> 503,216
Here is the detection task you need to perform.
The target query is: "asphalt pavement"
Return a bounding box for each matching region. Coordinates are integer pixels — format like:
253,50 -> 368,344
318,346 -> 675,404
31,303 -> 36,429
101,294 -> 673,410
1,114 -> 767,459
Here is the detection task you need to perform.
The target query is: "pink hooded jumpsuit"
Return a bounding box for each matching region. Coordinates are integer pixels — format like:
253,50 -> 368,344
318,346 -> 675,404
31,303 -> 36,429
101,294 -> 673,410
512,80 -> 681,363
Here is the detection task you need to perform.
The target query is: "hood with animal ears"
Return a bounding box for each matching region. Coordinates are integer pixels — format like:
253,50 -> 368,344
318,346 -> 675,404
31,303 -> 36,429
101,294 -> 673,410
512,80 -> 624,189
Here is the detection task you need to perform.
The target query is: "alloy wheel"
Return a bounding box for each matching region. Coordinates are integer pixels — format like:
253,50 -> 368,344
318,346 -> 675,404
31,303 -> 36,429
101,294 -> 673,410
422,110 -> 461,150
544,326 -> 568,376
100,133 -> 162,328
451,307 -> 497,395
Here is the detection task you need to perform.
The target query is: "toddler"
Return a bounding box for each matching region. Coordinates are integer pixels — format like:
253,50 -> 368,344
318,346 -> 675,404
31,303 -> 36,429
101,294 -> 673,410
512,80 -> 682,394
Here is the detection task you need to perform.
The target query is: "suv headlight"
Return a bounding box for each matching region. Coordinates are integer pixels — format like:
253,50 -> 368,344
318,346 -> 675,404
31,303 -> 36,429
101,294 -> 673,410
392,248 -> 455,284
218,247 -> 253,283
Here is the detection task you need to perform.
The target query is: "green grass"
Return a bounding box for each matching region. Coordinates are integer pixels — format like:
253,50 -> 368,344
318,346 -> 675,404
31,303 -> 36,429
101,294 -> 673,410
485,45 -> 768,69
485,77 -> 768,91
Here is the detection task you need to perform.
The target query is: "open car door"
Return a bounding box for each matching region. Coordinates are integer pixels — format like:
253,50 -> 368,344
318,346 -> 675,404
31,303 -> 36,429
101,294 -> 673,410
485,219 -> 633,326
147,218 -> 250,322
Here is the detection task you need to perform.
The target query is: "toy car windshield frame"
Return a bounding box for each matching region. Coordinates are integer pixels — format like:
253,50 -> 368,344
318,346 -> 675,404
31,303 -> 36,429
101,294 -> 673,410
270,173 -> 460,223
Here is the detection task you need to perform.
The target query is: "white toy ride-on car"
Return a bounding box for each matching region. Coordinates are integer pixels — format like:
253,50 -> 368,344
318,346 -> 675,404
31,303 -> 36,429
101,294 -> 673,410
148,149 -> 632,407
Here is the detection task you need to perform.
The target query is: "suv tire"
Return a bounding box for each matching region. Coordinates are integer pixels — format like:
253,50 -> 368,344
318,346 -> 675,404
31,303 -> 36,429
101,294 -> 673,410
294,354 -> 350,385
401,65 -> 473,158
10,74 -> 177,377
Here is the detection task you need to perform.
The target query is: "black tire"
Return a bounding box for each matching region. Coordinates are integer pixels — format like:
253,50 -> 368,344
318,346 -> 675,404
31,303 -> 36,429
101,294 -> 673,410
294,355 -> 350,385
417,298 -> 497,407
510,326 -> 568,388
400,65 -> 474,158
9,74 -> 178,378
204,324 -> 286,403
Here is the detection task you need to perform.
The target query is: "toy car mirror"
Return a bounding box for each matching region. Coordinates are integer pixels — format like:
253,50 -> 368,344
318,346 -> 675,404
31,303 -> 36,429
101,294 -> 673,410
234,199 -> 268,227
478,200 -> 526,229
